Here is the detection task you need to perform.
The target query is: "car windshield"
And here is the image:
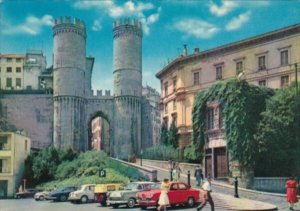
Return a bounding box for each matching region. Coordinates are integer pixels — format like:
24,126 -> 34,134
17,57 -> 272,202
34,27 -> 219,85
150,183 -> 161,190
124,183 -> 139,190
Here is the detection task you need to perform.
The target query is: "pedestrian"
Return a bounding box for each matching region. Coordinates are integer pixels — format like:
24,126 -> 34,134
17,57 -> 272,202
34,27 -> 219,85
286,177 -> 299,210
176,163 -> 182,181
157,178 -> 170,211
196,175 -> 214,211
194,165 -> 203,186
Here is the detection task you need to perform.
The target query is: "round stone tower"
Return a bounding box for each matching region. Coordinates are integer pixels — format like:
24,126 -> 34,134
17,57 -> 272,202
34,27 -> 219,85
113,18 -> 143,158
52,16 -> 86,150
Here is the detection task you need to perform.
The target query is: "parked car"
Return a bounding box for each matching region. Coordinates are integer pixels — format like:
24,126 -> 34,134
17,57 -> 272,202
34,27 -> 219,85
34,190 -> 51,201
15,189 -> 40,199
137,181 -> 200,210
107,181 -> 154,208
94,183 -> 124,206
47,186 -> 78,202
68,184 -> 96,203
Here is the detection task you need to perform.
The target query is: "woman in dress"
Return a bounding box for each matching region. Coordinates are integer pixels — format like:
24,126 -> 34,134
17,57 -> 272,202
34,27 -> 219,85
158,178 -> 170,211
286,177 -> 299,210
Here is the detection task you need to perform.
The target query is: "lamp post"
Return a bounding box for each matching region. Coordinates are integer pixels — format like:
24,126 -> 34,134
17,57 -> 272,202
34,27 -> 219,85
140,149 -> 143,166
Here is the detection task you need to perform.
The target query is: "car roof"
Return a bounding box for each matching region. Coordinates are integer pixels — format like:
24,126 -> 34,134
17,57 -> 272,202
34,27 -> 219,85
130,181 -> 154,184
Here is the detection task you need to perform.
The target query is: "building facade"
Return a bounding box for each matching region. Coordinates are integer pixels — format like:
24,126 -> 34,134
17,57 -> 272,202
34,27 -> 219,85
0,132 -> 30,198
0,51 -> 46,91
141,86 -> 161,148
0,16 -> 158,159
156,23 -> 300,178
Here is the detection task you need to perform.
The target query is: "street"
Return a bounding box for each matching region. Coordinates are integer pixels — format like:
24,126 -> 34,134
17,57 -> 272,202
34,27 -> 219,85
0,198 -> 212,211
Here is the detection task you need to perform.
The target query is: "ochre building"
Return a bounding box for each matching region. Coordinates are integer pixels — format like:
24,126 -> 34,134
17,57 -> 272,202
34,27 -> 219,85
156,23 -> 300,179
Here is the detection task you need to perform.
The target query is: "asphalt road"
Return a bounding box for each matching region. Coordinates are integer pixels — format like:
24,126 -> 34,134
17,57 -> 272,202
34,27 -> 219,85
0,198 -> 211,211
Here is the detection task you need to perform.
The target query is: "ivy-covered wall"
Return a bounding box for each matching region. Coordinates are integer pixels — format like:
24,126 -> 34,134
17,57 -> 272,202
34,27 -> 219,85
185,79 -> 274,172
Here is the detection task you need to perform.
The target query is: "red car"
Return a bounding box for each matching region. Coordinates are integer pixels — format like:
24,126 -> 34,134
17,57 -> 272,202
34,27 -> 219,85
137,182 -> 200,210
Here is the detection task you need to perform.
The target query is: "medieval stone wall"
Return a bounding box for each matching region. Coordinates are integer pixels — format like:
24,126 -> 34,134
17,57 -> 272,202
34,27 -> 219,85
0,94 -> 53,148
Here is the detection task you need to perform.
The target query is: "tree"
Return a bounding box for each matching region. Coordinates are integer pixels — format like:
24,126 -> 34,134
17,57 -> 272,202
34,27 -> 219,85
254,84 -> 300,176
168,120 -> 178,148
160,122 -> 168,145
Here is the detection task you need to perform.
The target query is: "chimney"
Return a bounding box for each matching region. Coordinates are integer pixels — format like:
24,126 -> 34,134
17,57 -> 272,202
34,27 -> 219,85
183,44 -> 188,56
194,48 -> 200,54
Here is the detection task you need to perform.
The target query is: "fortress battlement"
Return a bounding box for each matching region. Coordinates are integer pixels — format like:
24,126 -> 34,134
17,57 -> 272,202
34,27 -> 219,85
113,18 -> 142,29
93,89 -> 112,97
54,16 -> 85,28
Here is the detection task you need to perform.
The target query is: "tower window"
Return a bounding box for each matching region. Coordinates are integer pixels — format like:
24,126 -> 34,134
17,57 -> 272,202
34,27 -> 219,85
258,80 -> 266,87
6,67 -> 12,73
193,72 -> 199,85
16,67 -> 21,73
207,108 -> 214,130
164,82 -> 168,97
280,50 -> 289,66
258,56 -> 266,70
236,61 -> 243,75
16,78 -> 21,88
6,78 -> 12,88
216,66 -> 223,80
281,75 -> 289,87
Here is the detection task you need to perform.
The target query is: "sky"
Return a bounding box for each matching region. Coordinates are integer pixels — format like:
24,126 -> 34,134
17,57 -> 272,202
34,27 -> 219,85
1,0 -> 300,93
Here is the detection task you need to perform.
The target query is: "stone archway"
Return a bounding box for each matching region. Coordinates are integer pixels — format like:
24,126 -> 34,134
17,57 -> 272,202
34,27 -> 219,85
87,111 -> 113,156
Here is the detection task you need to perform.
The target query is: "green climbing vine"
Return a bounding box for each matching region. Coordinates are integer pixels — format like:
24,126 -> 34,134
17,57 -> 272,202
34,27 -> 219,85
185,79 -> 274,168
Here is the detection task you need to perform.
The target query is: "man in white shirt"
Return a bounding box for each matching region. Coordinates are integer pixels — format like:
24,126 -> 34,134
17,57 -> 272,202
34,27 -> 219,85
196,176 -> 214,211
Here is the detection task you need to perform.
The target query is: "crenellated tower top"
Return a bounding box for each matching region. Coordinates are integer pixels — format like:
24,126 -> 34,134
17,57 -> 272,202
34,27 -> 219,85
113,18 -> 143,38
53,16 -> 86,38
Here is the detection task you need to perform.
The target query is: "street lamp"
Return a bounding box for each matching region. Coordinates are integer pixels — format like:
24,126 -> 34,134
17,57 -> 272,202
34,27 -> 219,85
140,149 -> 143,166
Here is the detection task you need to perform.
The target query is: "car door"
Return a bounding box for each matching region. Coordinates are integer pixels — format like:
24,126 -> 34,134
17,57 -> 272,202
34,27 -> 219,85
167,183 -> 179,205
177,183 -> 188,203
87,185 -> 95,200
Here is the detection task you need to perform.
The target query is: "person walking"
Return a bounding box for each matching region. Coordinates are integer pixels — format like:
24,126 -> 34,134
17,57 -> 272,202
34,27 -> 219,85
173,162 -> 181,181
196,176 -> 214,211
194,165 -> 203,186
286,177 -> 299,210
158,178 -> 170,211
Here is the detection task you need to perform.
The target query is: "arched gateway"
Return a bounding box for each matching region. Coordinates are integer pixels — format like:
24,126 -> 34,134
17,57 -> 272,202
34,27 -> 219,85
52,17 -> 143,159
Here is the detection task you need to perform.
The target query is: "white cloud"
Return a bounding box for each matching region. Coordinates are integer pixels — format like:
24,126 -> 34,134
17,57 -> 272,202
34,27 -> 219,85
209,0 -> 238,16
1,14 -> 53,35
92,20 -> 102,31
226,11 -> 251,31
73,0 -> 160,35
173,19 -> 220,39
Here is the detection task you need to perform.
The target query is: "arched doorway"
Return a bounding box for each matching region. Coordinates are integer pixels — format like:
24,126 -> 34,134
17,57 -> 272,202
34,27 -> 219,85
88,111 -> 112,156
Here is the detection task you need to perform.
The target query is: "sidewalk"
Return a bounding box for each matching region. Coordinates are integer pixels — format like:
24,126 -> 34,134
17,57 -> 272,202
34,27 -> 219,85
144,163 -> 278,211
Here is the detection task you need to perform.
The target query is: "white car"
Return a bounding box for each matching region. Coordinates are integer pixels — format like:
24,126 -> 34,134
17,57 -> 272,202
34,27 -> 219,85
68,184 -> 95,203
34,191 -> 50,201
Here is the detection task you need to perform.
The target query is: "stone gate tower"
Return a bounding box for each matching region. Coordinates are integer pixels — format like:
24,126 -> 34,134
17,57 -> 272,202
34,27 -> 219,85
52,17 -> 86,150
113,18 -> 143,158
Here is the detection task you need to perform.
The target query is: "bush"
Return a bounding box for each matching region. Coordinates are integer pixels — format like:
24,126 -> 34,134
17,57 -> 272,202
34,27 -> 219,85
143,145 -> 186,162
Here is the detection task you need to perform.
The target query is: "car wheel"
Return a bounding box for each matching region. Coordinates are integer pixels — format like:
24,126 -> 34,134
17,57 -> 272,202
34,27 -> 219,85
39,196 -> 45,201
140,205 -> 147,210
187,197 -> 195,207
127,198 -> 136,208
80,195 -> 88,204
60,195 -> 67,202
112,204 -> 119,208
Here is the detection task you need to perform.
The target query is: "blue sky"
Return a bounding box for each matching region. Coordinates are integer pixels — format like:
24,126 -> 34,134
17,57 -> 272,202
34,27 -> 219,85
1,0 -> 300,93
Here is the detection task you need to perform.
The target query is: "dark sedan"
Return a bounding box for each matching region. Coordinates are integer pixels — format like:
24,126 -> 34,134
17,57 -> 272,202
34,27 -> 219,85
15,189 -> 40,199
47,186 -> 78,202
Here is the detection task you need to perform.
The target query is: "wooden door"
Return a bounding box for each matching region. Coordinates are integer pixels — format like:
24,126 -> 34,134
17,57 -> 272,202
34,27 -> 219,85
215,148 -> 228,178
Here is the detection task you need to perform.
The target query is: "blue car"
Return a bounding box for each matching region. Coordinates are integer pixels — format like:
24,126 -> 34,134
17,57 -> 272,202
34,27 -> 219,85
47,186 -> 78,202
